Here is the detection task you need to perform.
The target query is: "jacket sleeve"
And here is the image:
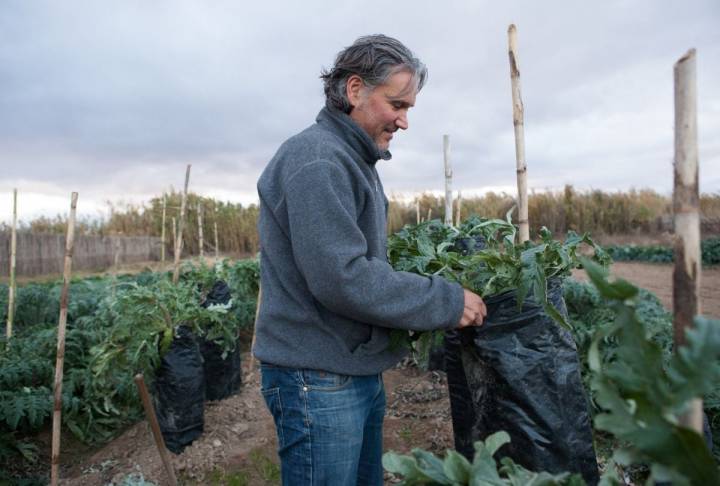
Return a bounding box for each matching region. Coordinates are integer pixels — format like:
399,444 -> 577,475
283,160 -> 464,332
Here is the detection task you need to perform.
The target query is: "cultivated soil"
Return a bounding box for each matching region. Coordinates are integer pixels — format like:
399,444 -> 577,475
16,261 -> 720,485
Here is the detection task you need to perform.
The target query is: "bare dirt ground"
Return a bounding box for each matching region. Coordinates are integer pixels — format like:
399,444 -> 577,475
572,261 -> 720,318
57,358 -> 452,485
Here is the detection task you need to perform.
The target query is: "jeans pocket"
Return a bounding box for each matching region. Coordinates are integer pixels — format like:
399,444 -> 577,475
301,369 -> 353,391
261,387 -> 284,447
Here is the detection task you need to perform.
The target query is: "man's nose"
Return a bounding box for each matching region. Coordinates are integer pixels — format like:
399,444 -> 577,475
396,111 -> 409,130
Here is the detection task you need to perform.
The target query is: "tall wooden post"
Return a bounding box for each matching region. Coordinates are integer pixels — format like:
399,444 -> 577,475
508,24 -> 530,243
160,195 -> 166,264
111,237 -> 120,298
673,48 -> 702,433
197,202 -> 204,259
415,199 -> 420,224
6,188 -> 17,339
50,192 -> 78,486
213,204 -> 220,260
171,216 -> 177,260
134,374 -> 178,486
443,135 -> 453,226
173,165 -> 191,284
456,190 -> 463,226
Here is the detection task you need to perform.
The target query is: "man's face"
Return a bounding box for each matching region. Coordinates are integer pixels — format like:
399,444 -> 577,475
347,70 -> 417,151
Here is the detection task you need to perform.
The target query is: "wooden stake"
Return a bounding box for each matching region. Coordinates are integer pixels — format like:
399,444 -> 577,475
50,192 -> 78,486
673,48 -> 702,433
171,216 -> 177,262
134,374 -> 178,486
508,24 -> 530,243
456,190 -> 463,226
173,165 -> 191,284
249,286 -> 262,373
112,237 -> 120,298
6,189 -> 17,339
161,195 -> 166,264
213,203 -> 220,260
213,223 -> 219,259
197,203 -> 204,260
415,198 -> 420,224
427,208 -> 432,221
443,135 -> 453,226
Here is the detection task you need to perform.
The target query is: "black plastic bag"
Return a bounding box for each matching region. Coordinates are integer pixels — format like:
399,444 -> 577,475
445,280 -> 599,485
200,338 -> 242,401
201,280 -> 232,308
425,342 -> 446,372
154,325 -> 205,454
200,280 -> 242,401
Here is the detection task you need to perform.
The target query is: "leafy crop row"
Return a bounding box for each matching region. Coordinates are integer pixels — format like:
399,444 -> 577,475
0,259 -> 259,478
603,236 -> 720,265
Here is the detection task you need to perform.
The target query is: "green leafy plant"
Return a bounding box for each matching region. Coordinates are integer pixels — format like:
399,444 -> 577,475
387,214 -> 609,359
383,431 -> 585,485
603,236 -> 720,266
581,258 -> 720,485
0,258 -> 260,474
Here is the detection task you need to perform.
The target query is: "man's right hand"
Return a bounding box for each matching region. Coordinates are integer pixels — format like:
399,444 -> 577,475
458,289 -> 487,328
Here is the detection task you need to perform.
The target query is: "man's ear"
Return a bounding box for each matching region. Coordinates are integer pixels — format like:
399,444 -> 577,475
346,75 -> 366,108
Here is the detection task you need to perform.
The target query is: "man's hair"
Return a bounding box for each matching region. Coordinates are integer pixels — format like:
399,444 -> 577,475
320,34 -> 428,113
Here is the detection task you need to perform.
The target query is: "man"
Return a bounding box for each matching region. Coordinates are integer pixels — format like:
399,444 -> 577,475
253,34 -> 486,485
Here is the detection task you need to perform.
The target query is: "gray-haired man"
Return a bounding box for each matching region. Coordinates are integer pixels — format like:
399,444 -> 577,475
253,34 -> 486,485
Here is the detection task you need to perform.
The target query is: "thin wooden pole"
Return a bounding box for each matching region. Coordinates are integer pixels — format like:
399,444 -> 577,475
112,237 -> 120,298
456,190 -> 463,226
415,198 -> 420,224
173,165 -> 191,284
508,24 -> 530,243
443,135 -> 453,226
134,374 -> 178,486
197,203 -> 204,260
249,286 -> 262,373
213,221 -> 220,260
213,202 -> 220,260
6,188 -> 17,339
673,48 -> 702,433
172,216 -> 177,260
50,192 -> 78,486
427,208 -> 432,221
161,195 -> 166,264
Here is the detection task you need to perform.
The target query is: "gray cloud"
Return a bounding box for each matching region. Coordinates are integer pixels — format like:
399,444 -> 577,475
1,0 -> 719,222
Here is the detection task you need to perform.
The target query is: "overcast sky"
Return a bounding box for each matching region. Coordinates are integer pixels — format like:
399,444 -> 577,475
1,0 -> 718,223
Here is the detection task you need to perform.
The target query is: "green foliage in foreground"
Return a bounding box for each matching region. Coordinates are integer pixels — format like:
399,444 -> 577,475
582,258 -> 720,485
386,214 -> 610,359
383,431 -> 585,486
564,276 -> 720,464
384,262 -> 720,485
603,236 -> 720,265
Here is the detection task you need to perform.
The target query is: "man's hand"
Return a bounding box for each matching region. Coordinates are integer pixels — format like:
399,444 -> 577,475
458,289 -> 487,328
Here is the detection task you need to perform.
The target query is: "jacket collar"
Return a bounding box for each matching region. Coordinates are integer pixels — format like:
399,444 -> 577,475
316,106 -> 392,165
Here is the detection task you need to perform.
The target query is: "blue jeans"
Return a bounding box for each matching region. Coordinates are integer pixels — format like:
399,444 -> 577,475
260,364 -> 386,486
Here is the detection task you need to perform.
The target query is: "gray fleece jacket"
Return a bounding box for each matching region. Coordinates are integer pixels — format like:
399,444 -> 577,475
252,106 -> 465,375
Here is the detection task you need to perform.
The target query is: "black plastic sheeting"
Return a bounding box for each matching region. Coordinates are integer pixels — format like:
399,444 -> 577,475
153,325 -> 206,454
445,280 -> 600,485
200,339 -> 242,401
200,280 -> 242,401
